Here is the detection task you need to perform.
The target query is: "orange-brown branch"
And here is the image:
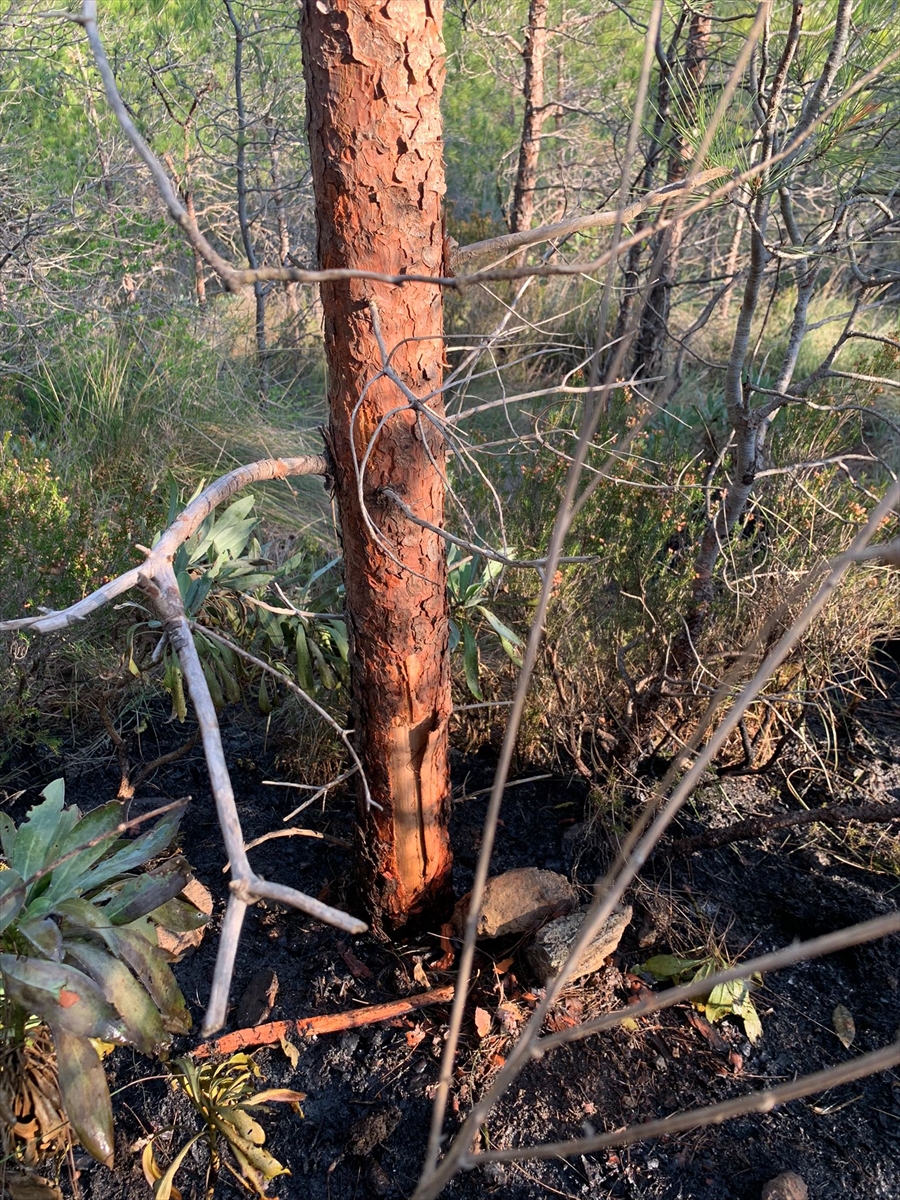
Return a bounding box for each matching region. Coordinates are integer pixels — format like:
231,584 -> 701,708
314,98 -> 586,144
192,985 -> 455,1059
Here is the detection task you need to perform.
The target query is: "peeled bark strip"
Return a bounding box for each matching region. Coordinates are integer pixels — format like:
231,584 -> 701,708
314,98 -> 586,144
300,0 -> 452,928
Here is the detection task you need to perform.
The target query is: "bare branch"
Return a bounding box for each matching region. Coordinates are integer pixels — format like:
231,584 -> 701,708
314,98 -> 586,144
667,799 -> 900,857
452,167 -> 730,267
471,1039 -> 900,1166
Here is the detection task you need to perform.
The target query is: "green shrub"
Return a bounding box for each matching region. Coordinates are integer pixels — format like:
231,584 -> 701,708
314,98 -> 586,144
0,779 -> 203,1168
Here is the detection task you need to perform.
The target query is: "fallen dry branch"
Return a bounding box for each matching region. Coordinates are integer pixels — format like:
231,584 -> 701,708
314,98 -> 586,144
667,799 -> 900,857
191,985 -> 455,1059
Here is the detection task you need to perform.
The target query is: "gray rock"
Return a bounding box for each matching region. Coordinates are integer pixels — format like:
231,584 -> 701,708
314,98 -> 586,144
526,903 -> 632,983
453,868 -> 578,939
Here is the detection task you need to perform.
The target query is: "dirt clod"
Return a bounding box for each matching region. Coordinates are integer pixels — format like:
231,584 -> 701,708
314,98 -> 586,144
345,1104 -> 402,1156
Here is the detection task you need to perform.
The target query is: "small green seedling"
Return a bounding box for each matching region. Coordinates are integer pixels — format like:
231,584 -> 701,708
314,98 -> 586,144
635,953 -> 763,1044
143,1053 -> 305,1199
447,543 -> 524,699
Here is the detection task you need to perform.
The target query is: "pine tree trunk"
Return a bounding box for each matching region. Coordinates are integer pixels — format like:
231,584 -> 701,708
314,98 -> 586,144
510,0 -> 551,236
300,0 -> 453,929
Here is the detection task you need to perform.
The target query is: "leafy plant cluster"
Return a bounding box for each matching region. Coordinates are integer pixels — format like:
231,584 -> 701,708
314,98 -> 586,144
0,779 -> 202,1168
0,429 -> 151,618
135,488 -> 527,720
634,952 -> 763,1045
143,1053 -> 305,1200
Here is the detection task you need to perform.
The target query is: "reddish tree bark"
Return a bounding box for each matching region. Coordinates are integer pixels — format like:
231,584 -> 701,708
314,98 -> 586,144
510,0 -> 552,236
300,0 -> 453,929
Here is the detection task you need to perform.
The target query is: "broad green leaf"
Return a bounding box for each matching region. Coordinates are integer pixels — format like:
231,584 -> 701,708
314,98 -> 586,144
310,639 -> 336,689
640,954 -> 707,980
0,954 -> 128,1043
202,659 -> 226,709
258,674 -> 272,714
77,811 -> 183,895
475,606 -> 524,647
0,869 -> 25,934
295,623 -> 314,693
51,1024 -> 115,1167
63,939 -> 171,1057
10,791 -> 67,885
59,901 -> 190,1033
448,618 -> 461,653
462,623 -> 483,700
184,572 -> 214,614
105,926 -> 192,1035
40,778 -> 66,807
147,896 -> 209,932
0,811 -> 17,860
205,640 -> 242,703
324,619 -> 349,663
707,980 -> 746,1012
56,896 -> 109,932
18,915 -> 63,961
100,858 -> 191,924
36,802 -> 125,912
690,958 -> 719,983
221,570 -> 277,593
705,1002 -> 732,1023
305,555 -> 341,589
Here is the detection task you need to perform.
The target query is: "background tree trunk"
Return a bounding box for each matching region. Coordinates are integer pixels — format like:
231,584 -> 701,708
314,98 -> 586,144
632,5 -> 711,378
510,0 -> 551,236
300,0 -> 453,930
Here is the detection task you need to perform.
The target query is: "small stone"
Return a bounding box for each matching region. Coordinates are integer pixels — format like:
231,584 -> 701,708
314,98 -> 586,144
453,868 -> 578,939
761,1170 -> 808,1200
236,968 -> 278,1027
525,904 -> 632,984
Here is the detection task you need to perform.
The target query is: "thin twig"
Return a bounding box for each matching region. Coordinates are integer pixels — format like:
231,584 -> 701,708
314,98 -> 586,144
471,1039 -> 900,1165
667,799 -> 900,857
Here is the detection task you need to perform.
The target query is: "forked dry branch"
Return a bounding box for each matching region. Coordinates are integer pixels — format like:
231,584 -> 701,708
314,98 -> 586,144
62,1 -> 899,293
0,455 -> 368,1036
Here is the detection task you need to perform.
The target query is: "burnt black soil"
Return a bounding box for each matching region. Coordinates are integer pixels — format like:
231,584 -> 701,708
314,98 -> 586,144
4,668 -> 900,1200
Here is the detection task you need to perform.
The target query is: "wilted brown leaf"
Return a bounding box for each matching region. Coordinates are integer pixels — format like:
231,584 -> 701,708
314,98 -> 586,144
339,944 -> 374,981
279,1036 -> 300,1068
474,1007 -> 492,1039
